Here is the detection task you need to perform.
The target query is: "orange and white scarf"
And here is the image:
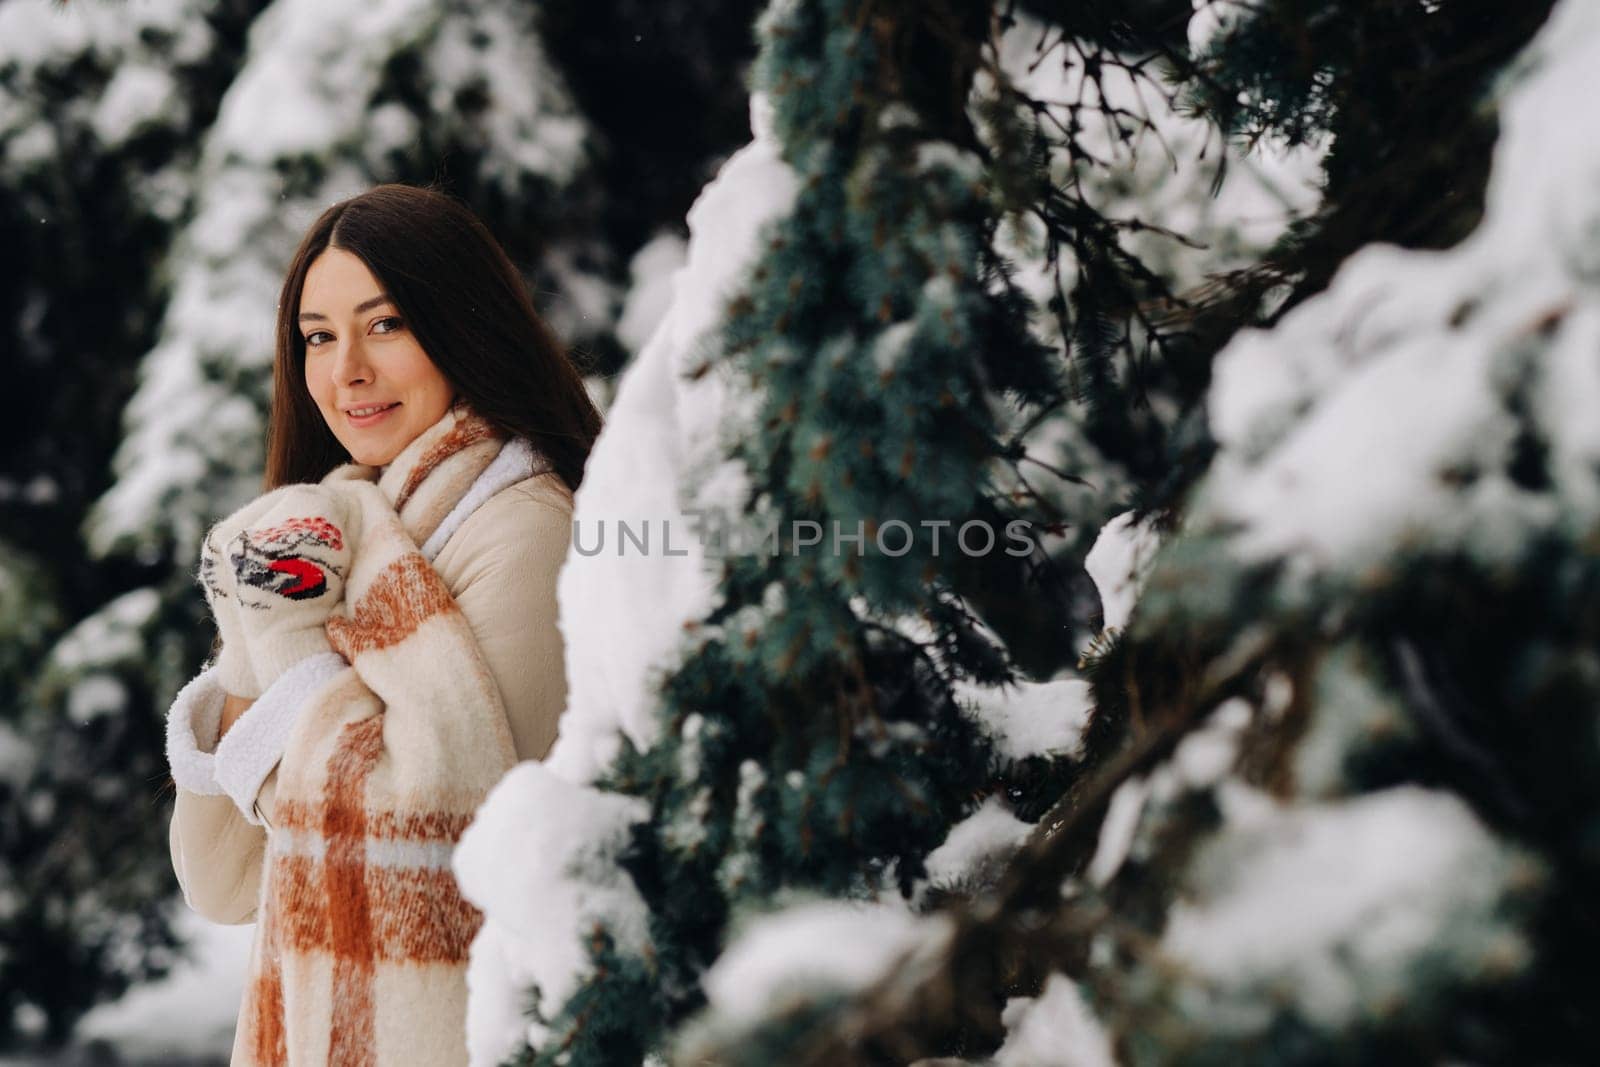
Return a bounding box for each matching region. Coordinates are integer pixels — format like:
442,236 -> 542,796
206,404 -> 544,1065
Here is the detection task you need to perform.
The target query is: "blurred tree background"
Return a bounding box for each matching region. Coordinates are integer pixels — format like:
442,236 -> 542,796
0,0 -> 765,1048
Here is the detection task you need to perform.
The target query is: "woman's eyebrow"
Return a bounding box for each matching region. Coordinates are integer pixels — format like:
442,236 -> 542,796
297,294 -> 393,323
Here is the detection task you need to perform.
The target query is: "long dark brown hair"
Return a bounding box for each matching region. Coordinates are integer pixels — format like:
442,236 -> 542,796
265,183 -> 603,493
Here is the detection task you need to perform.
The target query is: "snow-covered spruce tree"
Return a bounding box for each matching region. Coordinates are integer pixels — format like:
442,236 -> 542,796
669,2 -> 1600,1064
448,0 -> 1279,1062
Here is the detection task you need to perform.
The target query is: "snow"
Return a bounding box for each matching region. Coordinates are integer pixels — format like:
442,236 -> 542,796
716,759 -> 769,895
1186,0 -> 1254,57
65,674 -> 129,726
1086,699 -> 1251,887
995,972 -> 1118,1067
699,899 -> 953,1030
663,786 -> 715,854
1193,0 -> 1600,583
921,794 -> 1034,894
915,140 -> 983,181
73,908 -> 252,1061
2,123 -> 55,170
45,588 -> 160,674
676,712 -> 708,781
1535,304 -> 1600,530
1085,775 -> 1148,888
871,320 -> 917,375
1203,277 -> 1537,574
1161,784 -> 1534,1030
419,4 -> 586,188
953,677 -> 1093,763
617,232 -> 689,355
0,0 -> 196,69
213,0 -> 431,163
0,0 -> 212,212
1168,697 -> 1250,790
91,63 -> 179,146
542,91 -> 801,783
537,240 -> 622,350
452,762 -> 652,1062
1083,511 -> 1162,633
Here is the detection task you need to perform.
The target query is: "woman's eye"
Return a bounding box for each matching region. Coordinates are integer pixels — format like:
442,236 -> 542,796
304,330 -> 331,348
373,316 -> 403,334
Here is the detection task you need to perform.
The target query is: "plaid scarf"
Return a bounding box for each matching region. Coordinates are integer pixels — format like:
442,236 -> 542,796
230,404 -> 544,1065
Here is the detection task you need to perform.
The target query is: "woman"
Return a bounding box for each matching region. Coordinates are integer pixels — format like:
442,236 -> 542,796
163,183 -> 602,1066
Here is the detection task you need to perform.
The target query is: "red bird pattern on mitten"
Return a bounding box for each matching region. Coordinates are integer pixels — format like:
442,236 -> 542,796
231,515 -> 347,603
227,486 -> 355,689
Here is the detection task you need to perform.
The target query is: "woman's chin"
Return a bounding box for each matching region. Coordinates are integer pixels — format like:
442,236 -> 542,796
341,440 -> 401,468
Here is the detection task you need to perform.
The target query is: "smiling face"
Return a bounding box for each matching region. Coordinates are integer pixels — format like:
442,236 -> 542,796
298,247 -> 456,467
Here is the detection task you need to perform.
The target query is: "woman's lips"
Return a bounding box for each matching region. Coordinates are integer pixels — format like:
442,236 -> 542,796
347,402 -> 400,428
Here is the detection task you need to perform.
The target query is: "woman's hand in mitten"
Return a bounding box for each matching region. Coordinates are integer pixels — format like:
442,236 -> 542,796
196,490 -> 304,700
229,485 -> 356,689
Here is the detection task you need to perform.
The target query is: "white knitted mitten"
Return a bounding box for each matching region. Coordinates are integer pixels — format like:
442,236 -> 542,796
197,491 -> 300,700
228,486 -> 355,688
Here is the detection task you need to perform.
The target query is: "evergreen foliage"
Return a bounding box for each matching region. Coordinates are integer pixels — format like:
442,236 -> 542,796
650,2 -> 1593,1064
496,1 -> 1591,1064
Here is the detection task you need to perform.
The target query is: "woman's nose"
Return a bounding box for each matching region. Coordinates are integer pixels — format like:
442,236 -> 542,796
332,338 -> 373,385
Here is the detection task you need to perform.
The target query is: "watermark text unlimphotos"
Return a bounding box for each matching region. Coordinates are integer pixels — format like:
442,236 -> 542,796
571,510 -> 1046,559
